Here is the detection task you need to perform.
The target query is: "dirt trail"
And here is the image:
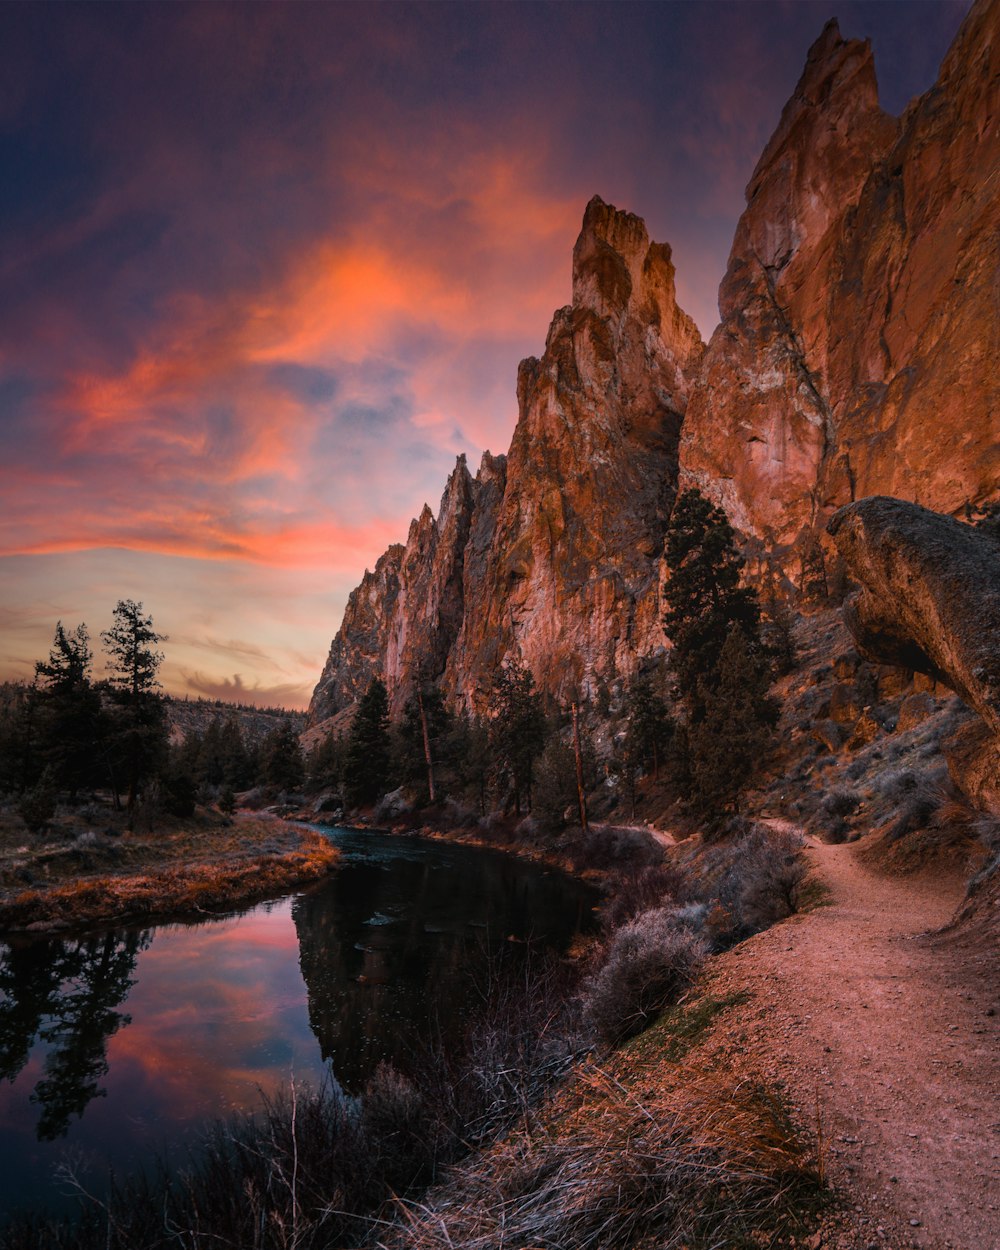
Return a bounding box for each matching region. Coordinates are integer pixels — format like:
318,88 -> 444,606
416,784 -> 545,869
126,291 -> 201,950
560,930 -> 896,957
703,825 -> 1000,1250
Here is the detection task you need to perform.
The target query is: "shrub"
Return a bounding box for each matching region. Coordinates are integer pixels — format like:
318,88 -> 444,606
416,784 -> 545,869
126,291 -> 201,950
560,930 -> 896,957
583,907 -> 708,1044
601,862 -> 689,931
568,824 -> 662,873
361,1062 -> 436,1192
886,779 -> 945,843
821,787 -> 858,818
17,773 -> 56,834
702,826 -> 807,942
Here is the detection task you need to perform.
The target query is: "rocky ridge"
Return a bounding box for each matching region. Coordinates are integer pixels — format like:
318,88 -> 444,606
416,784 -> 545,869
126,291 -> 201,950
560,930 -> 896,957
310,0 -> 998,726
680,3 -> 999,560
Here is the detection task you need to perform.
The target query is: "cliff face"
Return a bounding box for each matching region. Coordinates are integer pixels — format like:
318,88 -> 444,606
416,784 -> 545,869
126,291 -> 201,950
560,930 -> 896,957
680,1 -> 1000,555
311,198 -> 703,722
446,197 -> 704,707
311,0 -> 998,725
311,455 -> 493,721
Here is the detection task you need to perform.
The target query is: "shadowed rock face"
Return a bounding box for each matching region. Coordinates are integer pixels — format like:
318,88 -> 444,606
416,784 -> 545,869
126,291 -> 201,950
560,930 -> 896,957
828,497 -> 1000,736
681,0 -> 1000,556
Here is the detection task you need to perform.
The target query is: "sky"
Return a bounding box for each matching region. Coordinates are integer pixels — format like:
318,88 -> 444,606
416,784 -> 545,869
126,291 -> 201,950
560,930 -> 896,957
0,0 -> 970,710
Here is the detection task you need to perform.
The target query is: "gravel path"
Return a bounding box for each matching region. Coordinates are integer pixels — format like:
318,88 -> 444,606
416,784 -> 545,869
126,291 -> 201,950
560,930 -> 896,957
702,826 -> 1000,1250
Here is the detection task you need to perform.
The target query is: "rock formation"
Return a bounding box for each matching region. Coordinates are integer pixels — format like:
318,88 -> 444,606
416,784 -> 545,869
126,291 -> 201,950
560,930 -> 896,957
312,454 -> 492,721
311,0 -> 999,726
311,197 -> 704,722
680,0 -> 999,560
828,497 -> 1000,735
445,196 -> 704,709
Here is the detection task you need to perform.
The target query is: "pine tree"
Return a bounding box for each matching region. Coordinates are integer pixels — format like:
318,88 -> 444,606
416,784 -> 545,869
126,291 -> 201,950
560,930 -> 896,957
760,573 -> 797,676
33,623 -> 102,799
218,715 -> 252,789
101,600 -> 168,826
621,670 -> 672,781
662,489 -> 776,825
663,489 -> 761,708
398,681 -> 451,804
345,677 -> 392,806
487,656 -> 547,816
688,626 -> 776,818
446,711 -> 491,816
306,729 -> 344,793
262,719 -> 304,793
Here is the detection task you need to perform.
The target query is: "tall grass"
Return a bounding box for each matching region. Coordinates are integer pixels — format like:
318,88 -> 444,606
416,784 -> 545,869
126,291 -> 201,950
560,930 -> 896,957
376,1063 -> 821,1250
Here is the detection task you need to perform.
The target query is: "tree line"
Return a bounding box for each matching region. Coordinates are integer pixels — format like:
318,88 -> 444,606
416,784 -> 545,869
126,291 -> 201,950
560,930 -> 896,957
309,487 -> 790,830
3,489 -> 791,835
0,600 -> 310,833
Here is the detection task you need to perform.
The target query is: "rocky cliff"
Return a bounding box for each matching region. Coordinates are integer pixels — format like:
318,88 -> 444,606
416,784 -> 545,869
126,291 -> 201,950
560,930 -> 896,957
311,0 -> 998,726
311,197 -> 704,721
680,1 -> 999,559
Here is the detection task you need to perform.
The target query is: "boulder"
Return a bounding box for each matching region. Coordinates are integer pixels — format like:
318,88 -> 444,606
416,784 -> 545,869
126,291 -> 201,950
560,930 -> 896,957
828,497 -> 1000,737
897,691 -> 938,734
829,682 -> 865,726
811,718 -> 845,754
847,710 -> 883,751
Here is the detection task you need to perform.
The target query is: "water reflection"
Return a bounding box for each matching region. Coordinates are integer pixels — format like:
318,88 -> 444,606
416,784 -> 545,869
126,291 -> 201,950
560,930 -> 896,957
0,831 -> 594,1219
0,931 -> 148,1140
295,832 -> 592,1086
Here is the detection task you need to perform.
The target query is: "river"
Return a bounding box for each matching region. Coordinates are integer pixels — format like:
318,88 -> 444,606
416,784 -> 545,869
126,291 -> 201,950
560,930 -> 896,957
0,827 -> 597,1221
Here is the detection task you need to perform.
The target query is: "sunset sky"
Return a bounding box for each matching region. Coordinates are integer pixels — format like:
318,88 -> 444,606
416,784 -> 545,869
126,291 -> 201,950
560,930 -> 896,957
0,0 -> 968,710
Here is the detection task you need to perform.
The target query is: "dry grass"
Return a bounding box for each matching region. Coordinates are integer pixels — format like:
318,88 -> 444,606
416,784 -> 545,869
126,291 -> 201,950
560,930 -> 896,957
0,815 -> 339,931
378,1056 -> 821,1250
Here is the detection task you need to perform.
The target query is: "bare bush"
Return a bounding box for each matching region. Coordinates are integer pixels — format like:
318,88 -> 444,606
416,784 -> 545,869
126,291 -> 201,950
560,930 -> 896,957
821,787 -> 858,818
601,862 -> 689,931
582,907 -> 708,1044
885,776 -> 946,843
698,826 -> 807,943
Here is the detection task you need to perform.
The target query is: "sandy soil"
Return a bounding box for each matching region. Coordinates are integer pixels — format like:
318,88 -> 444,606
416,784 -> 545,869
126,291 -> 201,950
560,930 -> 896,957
701,822 -> 1000,1250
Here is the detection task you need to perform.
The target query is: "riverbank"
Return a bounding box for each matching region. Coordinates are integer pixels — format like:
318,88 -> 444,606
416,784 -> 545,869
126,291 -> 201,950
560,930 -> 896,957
0,810 -> 339,933
306,806 -> 672,892
374,825 -> 998,1250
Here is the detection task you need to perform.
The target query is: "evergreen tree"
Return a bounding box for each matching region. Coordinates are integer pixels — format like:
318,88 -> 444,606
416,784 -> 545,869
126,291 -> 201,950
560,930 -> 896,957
101,600 -> 168,827
397,681 -> 451,804
621,670 -> 672,781
160,744 -> 198,817
688,626 -> 776,818
197,717 -> 225,788
663,489 -> 761,708
34,623 -> 102,799
0,683 -> 34,795
262,719 -> 304,793
218,714 -> 252,789
760,574 -> 797,676
345,677 -> 392,806
487,656 -> 547,816
445,711 -> 491,816
662,489 -> 776,824
306,729 -> 344,794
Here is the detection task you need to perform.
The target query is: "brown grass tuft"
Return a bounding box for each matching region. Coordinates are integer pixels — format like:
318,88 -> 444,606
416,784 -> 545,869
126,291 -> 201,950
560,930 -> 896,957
377,1059 -> 821,1250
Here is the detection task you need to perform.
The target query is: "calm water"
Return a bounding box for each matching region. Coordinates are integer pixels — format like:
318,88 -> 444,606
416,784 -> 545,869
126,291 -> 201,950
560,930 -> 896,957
0,828 -> 596,1221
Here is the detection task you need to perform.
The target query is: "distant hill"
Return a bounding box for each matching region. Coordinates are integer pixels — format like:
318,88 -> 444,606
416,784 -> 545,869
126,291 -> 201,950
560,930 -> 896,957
165,696 -> 306,746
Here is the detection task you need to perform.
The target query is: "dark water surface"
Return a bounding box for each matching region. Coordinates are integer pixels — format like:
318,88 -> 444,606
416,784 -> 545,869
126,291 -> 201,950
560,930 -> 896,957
0,828 -> 596,1220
